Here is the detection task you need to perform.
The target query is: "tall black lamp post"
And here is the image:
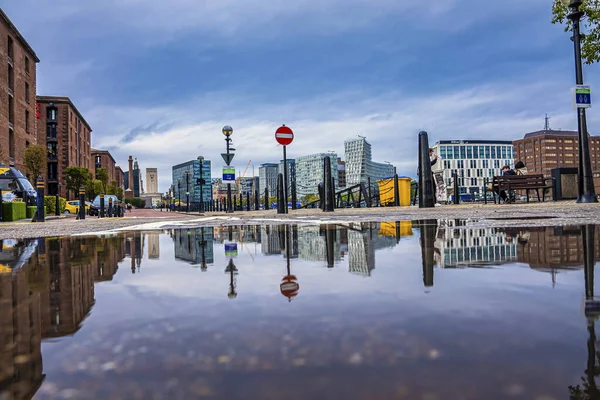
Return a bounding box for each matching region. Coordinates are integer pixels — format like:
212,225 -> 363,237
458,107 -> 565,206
185,170 -> 190,213
566,0 -> 597,203
222,125 -> 235,213
177,179 -> 181,212
197,156 -> 205,213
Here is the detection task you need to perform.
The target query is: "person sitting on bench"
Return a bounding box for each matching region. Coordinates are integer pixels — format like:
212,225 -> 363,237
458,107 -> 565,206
497,165 -> 516,203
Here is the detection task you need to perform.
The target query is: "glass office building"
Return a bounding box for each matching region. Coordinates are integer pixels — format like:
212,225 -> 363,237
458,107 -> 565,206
172,159 -> 212,208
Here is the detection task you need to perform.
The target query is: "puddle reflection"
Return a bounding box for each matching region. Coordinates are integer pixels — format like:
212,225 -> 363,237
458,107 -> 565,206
1,222 -> 600,398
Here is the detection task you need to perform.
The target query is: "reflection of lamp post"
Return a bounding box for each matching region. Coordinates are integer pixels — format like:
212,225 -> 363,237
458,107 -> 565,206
197,156 -> 205,213
222,125 -> 234,213
185,170 -> 190,213
225,258 -> 238,299
564,0 -> 597,203
199,228 -> 207,271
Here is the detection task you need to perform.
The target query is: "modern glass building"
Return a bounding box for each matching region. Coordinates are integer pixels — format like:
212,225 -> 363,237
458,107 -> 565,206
172,159 -> 212,208
258,163 -> 279,196
344,137 -> 394,186
295,153 -> 338,197
278,159 -> 296,192
431,140 -> 514,195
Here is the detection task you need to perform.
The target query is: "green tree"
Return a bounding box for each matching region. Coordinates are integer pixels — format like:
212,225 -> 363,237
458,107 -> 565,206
86,179 -> 103,201
96,167 -> 109,193
23,145 -> 47,184
65,166 -> 92,199
552,0 -> 600,64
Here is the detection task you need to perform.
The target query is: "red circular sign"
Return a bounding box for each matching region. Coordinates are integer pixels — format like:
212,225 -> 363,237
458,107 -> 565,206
275,125 -> 294,146
280,275 -> 299,300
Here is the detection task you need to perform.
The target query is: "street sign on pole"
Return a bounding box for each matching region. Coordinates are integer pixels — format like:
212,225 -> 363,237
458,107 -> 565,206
280,274 -> 299,300
275,125 -> 294,146
222,167 -> 236,182
221,153 -> 235,165
573,85 -> 592,109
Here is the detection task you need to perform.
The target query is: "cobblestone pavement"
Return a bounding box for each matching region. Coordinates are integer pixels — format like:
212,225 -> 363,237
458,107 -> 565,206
1,201 -> 600,239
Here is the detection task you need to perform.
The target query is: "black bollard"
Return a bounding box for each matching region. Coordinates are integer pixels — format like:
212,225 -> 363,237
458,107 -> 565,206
291,180 -> 297,210
367,177 -> 372,208
277,173 -> 285,214
255,188 -> 259,211
417,131 -> 435,208
265,187 -> 269,210
318,182 -> 324,211
108,198 -> 113,218
453,171 -> 460,205
239,192 -> 243,211
234,195 -> 237,212
55,193 -> 60,216
323,156 -> 334,212
246,192 -> 250,211
0,189 -> 3,221
78,186 -> 86,220
393,173 -> 400,207
419,220 -> 436,287
36,177 -> 45,222
100,194 -> 105,218
324,225 -> 336,268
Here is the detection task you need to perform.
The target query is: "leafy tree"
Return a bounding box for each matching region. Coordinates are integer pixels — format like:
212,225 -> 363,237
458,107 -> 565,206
96,167 -> 109,193
552,0 -> 600,64
23,145 -> 47,184
86,179 -> 103,201
65,166 -> 92,199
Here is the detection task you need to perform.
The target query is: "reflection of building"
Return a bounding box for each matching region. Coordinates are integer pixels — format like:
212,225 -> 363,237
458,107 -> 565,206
125,232 -> 144,273
260,225 -> 283,255
433,221 -> 518,268
173,228 -> 215,265
147,233 -> 160,259
297,225 -> 342,263
94,235 -> 126,282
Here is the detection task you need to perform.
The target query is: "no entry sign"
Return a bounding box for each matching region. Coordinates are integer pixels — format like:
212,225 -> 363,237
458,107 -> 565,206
280,274 -> 299,300
275,125 -> 294,146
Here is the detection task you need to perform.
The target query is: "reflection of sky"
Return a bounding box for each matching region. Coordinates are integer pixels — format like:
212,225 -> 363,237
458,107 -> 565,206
39,228 -> 595,398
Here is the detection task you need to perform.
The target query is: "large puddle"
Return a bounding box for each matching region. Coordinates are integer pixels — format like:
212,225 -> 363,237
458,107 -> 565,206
1,221 -> 599,399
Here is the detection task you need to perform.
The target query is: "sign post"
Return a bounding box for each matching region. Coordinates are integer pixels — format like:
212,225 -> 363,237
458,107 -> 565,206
275,125 -> 294,213
573,85 -> 592,109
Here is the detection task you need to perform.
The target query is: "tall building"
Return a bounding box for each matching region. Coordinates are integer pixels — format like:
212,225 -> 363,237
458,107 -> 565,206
337,157 -> 346,188
513,129 -> 600,176
172,159 -> 212,207
295,153 -> 338,197
258,163 -> 278,196
36,96 -> 93,197
0,9 -> 39,171
431,140 -> 514,195
344,136 -> 394,186
91,148 -> 124,188
145,167 -> 158,194
124,157 -> 143,197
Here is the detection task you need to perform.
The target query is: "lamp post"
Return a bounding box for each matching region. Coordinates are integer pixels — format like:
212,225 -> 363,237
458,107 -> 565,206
565,0 -> 597,203
177,179 -> 181,212
197,156 -> 205,213
185,170 -> 190,213
222,125 -> 235,213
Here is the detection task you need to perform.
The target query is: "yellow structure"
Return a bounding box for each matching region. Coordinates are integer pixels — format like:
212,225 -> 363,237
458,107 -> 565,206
379,221 -> 413,237
376,177 -> 413,206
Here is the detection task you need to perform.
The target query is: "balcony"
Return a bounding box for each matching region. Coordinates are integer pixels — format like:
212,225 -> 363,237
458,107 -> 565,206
47,135 -> 58,143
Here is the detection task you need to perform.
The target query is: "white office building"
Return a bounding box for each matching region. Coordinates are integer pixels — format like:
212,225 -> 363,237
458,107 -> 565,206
296,153 -> 338,197
431,140 -> 514,195
344,136 -> 395,187
258,163 -> 279,196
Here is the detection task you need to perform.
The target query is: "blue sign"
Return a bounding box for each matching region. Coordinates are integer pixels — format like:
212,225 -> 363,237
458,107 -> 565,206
223,173 -> 235,181
573,85 -> 592,109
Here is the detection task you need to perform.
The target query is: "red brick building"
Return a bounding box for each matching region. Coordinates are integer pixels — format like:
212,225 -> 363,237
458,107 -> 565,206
36,96 -> 92,197
0,9 -> 39,171
91,148 -> 125,188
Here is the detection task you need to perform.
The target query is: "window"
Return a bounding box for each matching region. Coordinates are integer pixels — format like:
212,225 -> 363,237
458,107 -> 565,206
485,146 -> 490,158
491,146 -> 496,159
25,110 -> 29,133
447,146 -> 453,159
8,128 -> 14,159
25,140 -> 30,148
501,147 -> 507,159
25,57 -> 29,73
47,143 -> 58,160
440,146 -> 447,159
470,160 -> 477,168
467,146 -> 472,158
473,146 -> 479,159
8,65 -> 14,92
47,107 -> 57,121
7,36 -> 13,60
460,146 -> 466,159
47,124 -> 57,138
25,82 -> 29,103
8,95 -> 13,124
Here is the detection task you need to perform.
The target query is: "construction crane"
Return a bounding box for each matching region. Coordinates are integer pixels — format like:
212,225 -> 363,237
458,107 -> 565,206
237,160 -> 252,201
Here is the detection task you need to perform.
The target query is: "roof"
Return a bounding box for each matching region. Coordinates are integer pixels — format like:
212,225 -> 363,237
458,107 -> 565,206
91,148 -> 116,164
36,96 -> 93,132
522,129 -> 580,139
436,140 -> 513,145
0,9 -> 40,62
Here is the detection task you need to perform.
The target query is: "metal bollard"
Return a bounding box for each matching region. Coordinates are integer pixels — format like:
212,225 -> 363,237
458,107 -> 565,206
264,187 -> 269,210
323,156 -> 334,212
108,198 -> 113,218
417,131 -> 435,208
246,192 -> 250,211
419,220 -> 436,287
100,194 -> 105,218
291,181 -> 297,210
0,189 -> 3,221
393,173 -> 400,207
255,188 -> 259,211
367,177 -> 372,208
277,173 -> 285,214
36,177 -> 45,222
78,185 -> 86,220
453,171 -> 460,205
55,193 -> 60,216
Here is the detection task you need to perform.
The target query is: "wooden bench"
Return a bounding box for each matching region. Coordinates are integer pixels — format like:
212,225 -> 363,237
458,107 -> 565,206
484,174 -> 554,204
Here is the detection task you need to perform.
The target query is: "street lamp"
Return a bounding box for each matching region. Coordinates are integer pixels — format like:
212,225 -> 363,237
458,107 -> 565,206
185,170 -> 190,213
222,125 -> 235,213
565,0 -> 597,203
177,179 -> 181,212
197,155 -> 205,213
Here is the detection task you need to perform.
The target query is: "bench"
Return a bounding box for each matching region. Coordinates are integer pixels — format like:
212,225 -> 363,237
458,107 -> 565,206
484,174 -> 554,204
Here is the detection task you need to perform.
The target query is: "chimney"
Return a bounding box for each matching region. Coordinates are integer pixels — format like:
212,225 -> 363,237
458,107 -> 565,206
128,156 -> 133,190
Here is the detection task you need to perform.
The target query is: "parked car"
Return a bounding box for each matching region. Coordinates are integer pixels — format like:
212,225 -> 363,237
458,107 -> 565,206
92,195 -> 119,209
64,200 -> 90,215
0,165 -> 37,205
86,201 -> 99,216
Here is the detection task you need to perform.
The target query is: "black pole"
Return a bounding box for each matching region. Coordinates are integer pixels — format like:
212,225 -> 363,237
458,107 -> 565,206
100,194 -> 105,218
36,177 -> 45,222
55,193 -> 60,216
367,177 -> 372,208
239,191 -> 243,211
234,195 -> 238,211
318,182 -> 324,211
277,173 -> 285,214
78,185 -> 86,220
325,225 -> 335,268
568,1 -> 598,203
0,188 -> 3,222
199,161 -> 204,213
255,187 -> 260,210
393,171 -> 400,207
323,156 -> 334,212
291,180 -> 297,210
265,187 -> 269,210
418,131 -> 435,208
186,172 -> 190,213
178,181 -> 181,212
453,171 -> 460,205
108,197 -> 113,217
583,225 -> 595,300
246,192 -> 250,211
419,220 -> 436,287
283,145 -> 288,213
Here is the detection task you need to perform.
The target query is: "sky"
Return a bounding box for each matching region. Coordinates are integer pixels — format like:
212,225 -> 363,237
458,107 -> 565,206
4,0 -> 600,192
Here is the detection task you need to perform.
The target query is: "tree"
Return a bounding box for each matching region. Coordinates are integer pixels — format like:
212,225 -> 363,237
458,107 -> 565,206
23,145 -> 47,184
552,0 -> 600,64
96,167 -> 109,193
86,179 -> 103,201
65,166 -> 92,199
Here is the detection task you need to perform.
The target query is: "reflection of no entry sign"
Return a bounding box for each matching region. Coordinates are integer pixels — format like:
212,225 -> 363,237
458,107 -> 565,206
275,125 -> 294,146
573,85 -> 592,109
280,274 -> 299,300
222,167 -> 235,182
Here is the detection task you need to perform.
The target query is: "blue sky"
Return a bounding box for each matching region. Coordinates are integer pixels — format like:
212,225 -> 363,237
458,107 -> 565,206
4,0 -> 599,192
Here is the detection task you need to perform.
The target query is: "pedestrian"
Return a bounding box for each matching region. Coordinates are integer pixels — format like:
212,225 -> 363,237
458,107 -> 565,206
498,165 -> 516,203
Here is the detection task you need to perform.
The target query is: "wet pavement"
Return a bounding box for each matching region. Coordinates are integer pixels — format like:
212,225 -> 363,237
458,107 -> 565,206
1,220 -> 599,399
